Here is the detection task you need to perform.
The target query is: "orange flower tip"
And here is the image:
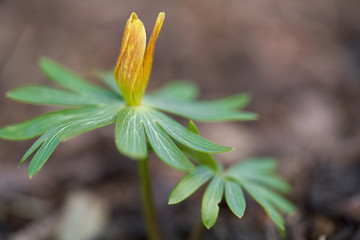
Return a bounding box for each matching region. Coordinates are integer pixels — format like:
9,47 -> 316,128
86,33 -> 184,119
154,12 -> 165,34
158,12 -> 165,20
130,12 -> 138,20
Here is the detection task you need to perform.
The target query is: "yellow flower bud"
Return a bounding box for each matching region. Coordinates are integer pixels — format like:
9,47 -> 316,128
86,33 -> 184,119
114,12 -> 165,106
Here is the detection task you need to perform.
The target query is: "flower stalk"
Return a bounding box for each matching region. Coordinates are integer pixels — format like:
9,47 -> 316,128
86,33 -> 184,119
139,158 -> 162,240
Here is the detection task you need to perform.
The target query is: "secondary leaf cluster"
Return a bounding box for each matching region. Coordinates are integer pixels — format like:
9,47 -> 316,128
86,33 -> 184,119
169,122 -> 296,230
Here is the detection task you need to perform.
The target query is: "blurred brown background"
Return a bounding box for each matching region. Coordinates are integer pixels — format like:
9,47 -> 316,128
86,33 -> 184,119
1,0 -> 360,239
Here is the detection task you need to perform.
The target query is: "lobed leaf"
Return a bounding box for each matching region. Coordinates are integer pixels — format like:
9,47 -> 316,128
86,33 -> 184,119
0,107 -> 103,140
28,135 -> 61,177
20,105 -> 122,177
145,95 -> 257,122
240,180 -> 285,230
169,166 -> 214,205
225,181 -> 246,218
140,110 -> 194,172
95,71 -> 122,96
201,176 -> 224,229
59,105 -> 122,140
6,85 -> 101,106
187,120 -> 201,134
226,157 -> 278,175
226,158 -> 291,194
39,57 -> 115,98
177,146 -> 219,172
226,171 -> 291,194
241,174 -> 291,194
115,107 -> 147,160
20,131 -> 52,166
176,121 -> 219,171
246,181 -> 296,214
146,81 -> 198,102
148,109 -> 233,153
203,93 -> 251,110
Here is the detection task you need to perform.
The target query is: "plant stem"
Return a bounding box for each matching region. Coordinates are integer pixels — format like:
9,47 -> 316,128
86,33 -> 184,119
188,217 -> 205,240
138,158 -> 162,240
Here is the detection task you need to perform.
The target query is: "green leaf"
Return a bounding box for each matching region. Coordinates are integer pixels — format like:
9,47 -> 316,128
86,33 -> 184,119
176,121 -> 219,171
146,81 -> 198,102
20,132 -> 51,166
178,146 -> 219,172
226,158 -> 291,194
20,105 -> 122,176
225,181 -> 246,218
59,105 -> 121,140
169,166 -> 214,205
187,120 -> 200,134
227,157 -> 278,175
247,181 -> 296,214
226,170 -> 291,194
201,176 -> 224,229
240,180 -> 285,230
140,110 -> 194,172
145,94 -> 257,122
95,71 -> 122,96
148,109 -> 233,153
115,107 -> 147,160
208,94 -> 251,110
28,135 -> 61,177
225,158 -> 295,229
0,107 -> 102,140
6,85 -> 102,106
243,174 -> 292,194
39,57 -> 114,97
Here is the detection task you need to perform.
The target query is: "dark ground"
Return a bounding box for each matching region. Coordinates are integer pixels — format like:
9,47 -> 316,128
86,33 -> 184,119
0,0 -> 360,239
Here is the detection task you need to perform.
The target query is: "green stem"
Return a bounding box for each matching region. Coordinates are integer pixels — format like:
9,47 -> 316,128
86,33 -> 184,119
188,217 -> 205,240
138,159 -> 162,240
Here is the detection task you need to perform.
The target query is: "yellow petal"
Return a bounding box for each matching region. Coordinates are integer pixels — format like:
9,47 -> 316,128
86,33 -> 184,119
116,12 -> 139,68
114,13 -> 146,105
143,12 -> 165,86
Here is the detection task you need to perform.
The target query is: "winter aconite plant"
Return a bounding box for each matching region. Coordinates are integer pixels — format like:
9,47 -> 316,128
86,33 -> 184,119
0,12 -> 295,239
